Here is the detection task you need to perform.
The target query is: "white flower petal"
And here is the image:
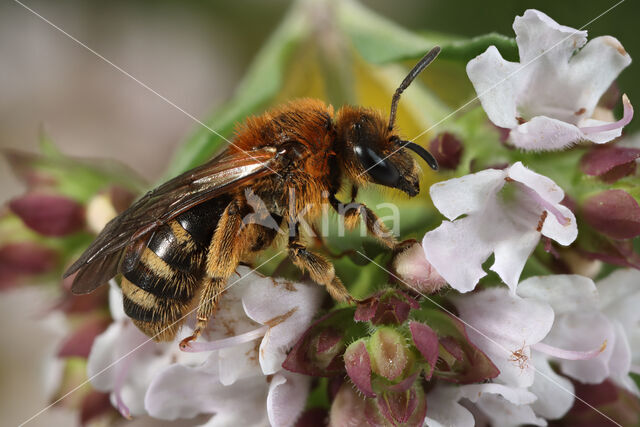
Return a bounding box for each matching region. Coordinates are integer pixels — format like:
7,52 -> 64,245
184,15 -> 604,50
529,354 -> 575,420
460,383 -> 538,406
507,162 -> 565,204
510,116 -> 584,150
460,382 -> 546,427
545,311 -> 614,383
455,288 -> 554,388
242,275 -> 323,375
108,280 -> 127,321
145,364 -> 269,425
597,270 -> 640,329
0,288 -> 68,426
466,45 -> 523,128
429,168 -> 506,220
569,36 -> 632,118
87,322 -> 121,392
218,342 -> 262,386
540,204 -> 577,246
266,373 -> 310,427
475,394 -> 547,427
579,118 -> 625,143
513,11 -> 587,125
423,216 -> 493,293
425,386 -> 475,427
517,274 -> 599,314
514,9 -> 586,65
609,321 -> 633,391
490,228 -> 540,293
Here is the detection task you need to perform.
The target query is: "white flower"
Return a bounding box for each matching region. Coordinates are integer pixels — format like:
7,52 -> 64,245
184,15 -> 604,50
451,286 -> 573,424
518,274 -> 637,394
87,267 -> 323,426
0,287 -> 71,426
467,9 -> 633,150
452,274 -> 639,424
597,269 -> 640,393
423,162 -> 577,293
453,287 -> 555,388
425,383 -> 545,427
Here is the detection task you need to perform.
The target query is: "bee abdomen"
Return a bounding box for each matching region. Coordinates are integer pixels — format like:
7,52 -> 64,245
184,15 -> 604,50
123,247 -> 197,301
121,276 -> 194,341
118,198 -> 231,341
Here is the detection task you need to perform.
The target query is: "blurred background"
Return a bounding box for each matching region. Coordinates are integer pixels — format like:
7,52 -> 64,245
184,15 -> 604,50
1,0 -> 638,201
0,1 -> 638,425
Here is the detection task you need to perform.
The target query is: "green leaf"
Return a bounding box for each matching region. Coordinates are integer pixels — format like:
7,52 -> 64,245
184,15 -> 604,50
165,2 -> 310,177
338,1 -> 516,64
337,0 -> 442,64
4,148 -> 146,203
436,33 -> 518,62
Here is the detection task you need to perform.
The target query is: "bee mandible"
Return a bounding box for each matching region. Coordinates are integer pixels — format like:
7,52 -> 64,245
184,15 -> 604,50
64,47 -> 441,348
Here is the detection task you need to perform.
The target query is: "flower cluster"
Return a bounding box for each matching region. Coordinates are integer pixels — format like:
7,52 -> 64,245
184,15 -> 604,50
281,289 -> 499,425
2,4 -> 639,427
88,267 -> 322,426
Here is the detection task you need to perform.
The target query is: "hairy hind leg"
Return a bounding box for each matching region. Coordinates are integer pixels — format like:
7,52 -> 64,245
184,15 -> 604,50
180,200 -> 247,348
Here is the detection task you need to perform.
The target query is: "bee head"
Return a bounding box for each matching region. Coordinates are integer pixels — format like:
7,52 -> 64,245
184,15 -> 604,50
334,47 -> 440,197
335,108 -> 437,197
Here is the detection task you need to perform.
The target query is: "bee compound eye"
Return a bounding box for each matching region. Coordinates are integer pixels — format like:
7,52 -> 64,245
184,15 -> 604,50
354,145 -> 400,187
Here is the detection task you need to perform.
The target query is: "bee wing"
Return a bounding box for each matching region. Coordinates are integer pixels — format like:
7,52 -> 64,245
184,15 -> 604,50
65,147 -> 280,294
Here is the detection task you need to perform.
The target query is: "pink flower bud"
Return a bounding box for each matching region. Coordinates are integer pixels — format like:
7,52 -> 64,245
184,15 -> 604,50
393,242 -> 446,294
58,317 -> 110,358
9,193 -> 84,236
582,190 -> 640,239
282,309 -> 350,377
368,328 -> 409,381
80,390 -> 114,426
344,340 -> 375,398
580,146 -> 640,183
0,242 -> 57,289
429,132 -> 463,170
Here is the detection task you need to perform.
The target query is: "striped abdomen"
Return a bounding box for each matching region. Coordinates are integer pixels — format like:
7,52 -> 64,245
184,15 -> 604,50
120,197 -> 230,341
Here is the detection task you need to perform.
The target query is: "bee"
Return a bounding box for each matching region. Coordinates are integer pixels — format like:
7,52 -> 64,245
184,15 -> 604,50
64,47 -> 441,347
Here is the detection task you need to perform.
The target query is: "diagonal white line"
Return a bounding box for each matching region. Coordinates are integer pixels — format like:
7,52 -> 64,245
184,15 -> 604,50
356,250 -> 622,427
357,0 -> 626,179
12,0 -> 282,177
18,250 -> 284,427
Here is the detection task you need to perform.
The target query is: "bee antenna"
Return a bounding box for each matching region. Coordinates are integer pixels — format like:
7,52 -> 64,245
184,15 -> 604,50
388,46 -> 441,131
402,140 -> 438,170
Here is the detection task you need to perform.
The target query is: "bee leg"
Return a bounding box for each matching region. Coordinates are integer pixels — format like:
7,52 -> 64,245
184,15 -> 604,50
179,276 -> 226,349
180,201 -> 246,348
288,224 -> 355,303
329,191 -> 397,249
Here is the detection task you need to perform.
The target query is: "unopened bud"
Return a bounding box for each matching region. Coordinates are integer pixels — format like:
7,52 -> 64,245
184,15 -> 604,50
429,132 -> 463,170
369,327 -> 409,381
393,242 -> 446,294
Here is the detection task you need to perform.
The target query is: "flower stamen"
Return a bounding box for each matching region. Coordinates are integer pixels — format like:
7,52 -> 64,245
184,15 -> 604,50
533,340 -> 607,360
580,95 -> 634,135
180,325 -> 269,353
